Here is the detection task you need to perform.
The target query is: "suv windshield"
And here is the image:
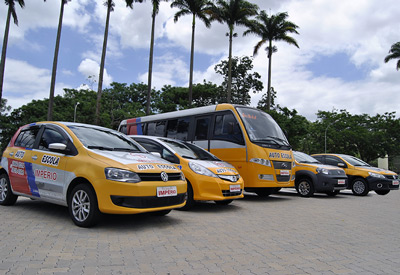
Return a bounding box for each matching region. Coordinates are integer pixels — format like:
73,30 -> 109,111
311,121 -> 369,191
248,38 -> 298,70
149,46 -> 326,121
68,125 -> 143,152
237,107 -> 290,149
294,151 -> 320,164
341,155 -> 370,166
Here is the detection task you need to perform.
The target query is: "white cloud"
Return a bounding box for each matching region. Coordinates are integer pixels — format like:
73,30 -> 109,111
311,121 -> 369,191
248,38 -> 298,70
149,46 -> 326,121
78,58 -> 112,88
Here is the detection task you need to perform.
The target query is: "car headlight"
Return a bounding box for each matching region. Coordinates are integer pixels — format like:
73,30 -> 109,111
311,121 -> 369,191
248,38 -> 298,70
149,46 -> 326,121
250,158 -> 271,167
368,172 -> 385,179
189,162 -> 217,178
180,172 -> 186,181
316,167 -> 329,175
105,168 -> 141,183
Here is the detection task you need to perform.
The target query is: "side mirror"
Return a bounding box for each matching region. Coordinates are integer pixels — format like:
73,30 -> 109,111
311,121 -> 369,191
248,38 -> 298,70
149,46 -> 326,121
338,162 -> 346,168
48,143 -> 67,153
151,152 -> 162,158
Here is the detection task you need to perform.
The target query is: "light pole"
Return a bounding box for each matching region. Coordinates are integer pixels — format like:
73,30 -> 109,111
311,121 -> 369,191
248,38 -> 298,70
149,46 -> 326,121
324,120 -> 337,153
74,102 -> 80,122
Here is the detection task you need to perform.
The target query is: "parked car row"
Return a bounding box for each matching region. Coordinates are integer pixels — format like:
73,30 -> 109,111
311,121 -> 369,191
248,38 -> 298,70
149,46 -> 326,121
293,151 -> 399,197
1,120 -> 399,227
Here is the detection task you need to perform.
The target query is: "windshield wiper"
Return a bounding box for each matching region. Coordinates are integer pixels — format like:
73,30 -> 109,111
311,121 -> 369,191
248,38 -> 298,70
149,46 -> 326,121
113,147 -> 140,152
87,145 -> 114,151
181,155 -> 198,160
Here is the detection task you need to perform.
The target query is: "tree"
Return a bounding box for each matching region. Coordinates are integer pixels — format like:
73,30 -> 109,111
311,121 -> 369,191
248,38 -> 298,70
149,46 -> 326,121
0,0 -> 25,104
96,0 -> 144,125
244,11 -> 299,111
48,0 -> 71,121
171,0 -> 215,107
215,55 -> 263,105
384,42 -> 400,71
144,0 -> 169,115
213,0 -> 258,103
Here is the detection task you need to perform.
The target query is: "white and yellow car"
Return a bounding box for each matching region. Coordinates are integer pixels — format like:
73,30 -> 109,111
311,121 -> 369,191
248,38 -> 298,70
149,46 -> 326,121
0,122 -> 187,227
130,135 -> 244,209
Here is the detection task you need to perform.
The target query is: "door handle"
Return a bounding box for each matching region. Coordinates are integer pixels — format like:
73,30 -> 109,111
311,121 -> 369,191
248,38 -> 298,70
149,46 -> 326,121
32,155 -> 38,161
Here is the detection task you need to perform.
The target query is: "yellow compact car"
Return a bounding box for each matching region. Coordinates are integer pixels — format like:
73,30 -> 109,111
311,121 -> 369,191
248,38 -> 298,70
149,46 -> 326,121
312,153 -> 399,196
293,151 -> 347,197
130,135 -> 244,209
0,122 -> 187,227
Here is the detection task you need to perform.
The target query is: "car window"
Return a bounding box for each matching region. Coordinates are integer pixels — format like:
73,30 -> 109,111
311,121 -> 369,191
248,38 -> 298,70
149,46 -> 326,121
160,138 -> 198,159
14,126 -> 41,148
325,156 -> 342,166
39,128 -> 68,151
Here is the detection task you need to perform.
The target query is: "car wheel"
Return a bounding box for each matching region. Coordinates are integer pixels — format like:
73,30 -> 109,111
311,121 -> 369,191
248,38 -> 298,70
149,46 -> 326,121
375,190 -> 390,195
255,188 -> 275,197
179,182 -> 195,210
0,173 -> 18,206
214,199 -> 233,205
352,178 -> 369,196
326,190 -> 340,197
68,184 -> 100,227
296,178 -> 314,197
151,210 -> 172,216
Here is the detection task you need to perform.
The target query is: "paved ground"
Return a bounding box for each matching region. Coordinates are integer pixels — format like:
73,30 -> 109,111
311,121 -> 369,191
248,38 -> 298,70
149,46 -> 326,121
0,189 -> 399,275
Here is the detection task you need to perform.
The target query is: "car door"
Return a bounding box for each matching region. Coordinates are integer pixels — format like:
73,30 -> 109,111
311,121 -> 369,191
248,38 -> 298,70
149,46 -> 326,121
30,125 -> 70,201
6,125 -> 40,196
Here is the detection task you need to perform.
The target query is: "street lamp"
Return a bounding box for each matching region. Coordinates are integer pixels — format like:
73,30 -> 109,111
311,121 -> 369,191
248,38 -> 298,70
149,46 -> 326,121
324,119 -> 338,153
74,102 -> 80,122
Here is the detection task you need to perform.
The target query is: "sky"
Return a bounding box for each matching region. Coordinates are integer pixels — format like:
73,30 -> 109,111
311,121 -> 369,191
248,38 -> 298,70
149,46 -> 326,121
0,0 -> 399,121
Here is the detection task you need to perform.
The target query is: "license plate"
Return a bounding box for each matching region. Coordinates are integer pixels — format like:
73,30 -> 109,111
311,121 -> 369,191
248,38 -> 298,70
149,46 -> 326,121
338,179 -> 345,185
393,180 -> 399,186
157,186 -> 177,197
230,184 -> 241,192
280,170 -> 290,176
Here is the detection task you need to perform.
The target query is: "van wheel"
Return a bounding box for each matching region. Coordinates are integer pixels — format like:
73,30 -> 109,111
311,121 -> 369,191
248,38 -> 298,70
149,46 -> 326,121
0,174 -> 18,206
326,190 -> 340,197
68,184 -> 100,227
296,178 -> 314,197
215,199 -> 233,205
352,178 -> 369,196
375,190 -> 390,195
179,182 -> 195,210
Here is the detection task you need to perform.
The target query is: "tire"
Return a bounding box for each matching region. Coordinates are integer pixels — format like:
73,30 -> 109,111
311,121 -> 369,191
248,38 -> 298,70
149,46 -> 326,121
68,184 -> 100,227
296,178 -> 314,197
255,188 -> 275,197
0,173 -> 18,206
326,190 -> 340,197
214,199 -> 233,205
151,210 -> 171,216
351,178 -> 369,196
179,182 -> 195,210
375,190 -> 390,195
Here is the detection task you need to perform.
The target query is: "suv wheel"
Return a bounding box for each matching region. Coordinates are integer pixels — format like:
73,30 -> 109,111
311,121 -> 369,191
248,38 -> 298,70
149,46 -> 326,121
352,178 -> 369,196
296,178 -> 314,197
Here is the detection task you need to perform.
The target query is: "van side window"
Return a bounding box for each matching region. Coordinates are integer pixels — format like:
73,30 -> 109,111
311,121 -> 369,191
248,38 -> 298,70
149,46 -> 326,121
167,117 -> 190,141
147,121 -> 165,136
194,117 -> 210,141
213,113 -> 244,145
14,127 -> 40,148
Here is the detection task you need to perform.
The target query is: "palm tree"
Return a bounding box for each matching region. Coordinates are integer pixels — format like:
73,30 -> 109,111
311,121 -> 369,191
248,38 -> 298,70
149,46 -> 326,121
145,0 -> 168,115
213,0 -> 258,103
48,0 -> 71,121
244,11 -> 299,111
95,0 -> 144,125
384,42 -> 400,71
0,0 -> 25,104
171,0 -> 214,107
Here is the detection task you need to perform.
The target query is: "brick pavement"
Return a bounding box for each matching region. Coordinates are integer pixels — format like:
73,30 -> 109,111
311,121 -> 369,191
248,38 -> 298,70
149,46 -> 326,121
0,189 -> 399,274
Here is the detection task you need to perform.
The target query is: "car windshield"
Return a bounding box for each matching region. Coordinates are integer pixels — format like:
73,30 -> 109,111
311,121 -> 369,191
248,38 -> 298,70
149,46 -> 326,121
294,151 -> 320,164
341,155 -> 370,166
68,125 -> 143,152
160,139 -> 198,159
183,142 -> 220,161
237,107 -> 290,149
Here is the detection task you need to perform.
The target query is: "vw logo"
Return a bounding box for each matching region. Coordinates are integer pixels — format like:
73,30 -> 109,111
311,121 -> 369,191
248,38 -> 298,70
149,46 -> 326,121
160,171 -> 168,182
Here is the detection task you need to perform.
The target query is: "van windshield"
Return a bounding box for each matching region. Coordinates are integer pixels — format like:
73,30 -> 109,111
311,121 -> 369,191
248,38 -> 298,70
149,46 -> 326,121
237,107 -> 290,149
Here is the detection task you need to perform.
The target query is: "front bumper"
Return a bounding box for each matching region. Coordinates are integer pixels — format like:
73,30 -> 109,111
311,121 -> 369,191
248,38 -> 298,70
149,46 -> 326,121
366,176 -> 399,191
191,176 -> 244,201
315,174 -> 347,192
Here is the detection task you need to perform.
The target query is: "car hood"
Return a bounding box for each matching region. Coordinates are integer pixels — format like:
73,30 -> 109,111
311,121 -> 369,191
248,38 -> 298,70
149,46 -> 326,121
189,160 -> 239,175
87,150 -> 180,172
355,166 -> 397,175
